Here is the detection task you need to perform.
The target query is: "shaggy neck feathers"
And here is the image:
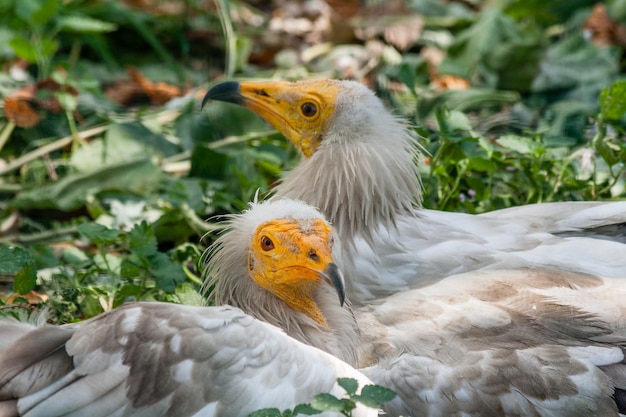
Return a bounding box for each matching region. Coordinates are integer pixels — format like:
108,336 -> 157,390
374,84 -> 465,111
275,109 -> 422,242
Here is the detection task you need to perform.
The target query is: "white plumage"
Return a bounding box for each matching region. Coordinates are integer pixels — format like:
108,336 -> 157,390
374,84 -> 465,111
3,199 -> 626,416
203,79 -> 626,304
0,301 -> 376,417
204,199 -> 626,417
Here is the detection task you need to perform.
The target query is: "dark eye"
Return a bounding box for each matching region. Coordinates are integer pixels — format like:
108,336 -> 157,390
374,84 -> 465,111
301,102 -> 317,117
261,236 -> 274,251
328,236 -> 335,249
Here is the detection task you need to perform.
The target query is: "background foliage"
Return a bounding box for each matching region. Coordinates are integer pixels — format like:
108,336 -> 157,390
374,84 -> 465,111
0,0 -> 625,322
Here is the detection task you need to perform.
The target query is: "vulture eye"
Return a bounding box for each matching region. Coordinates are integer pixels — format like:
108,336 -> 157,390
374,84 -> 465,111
260,236 -> 274,251
301,102 -> 317,117
328,236 -> 335,249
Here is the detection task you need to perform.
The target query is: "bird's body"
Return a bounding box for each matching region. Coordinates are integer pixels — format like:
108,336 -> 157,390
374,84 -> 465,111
203,80 -> 626,303
204,199 -> 626,417
0,289 -> 375,415
3,199 -> 626,416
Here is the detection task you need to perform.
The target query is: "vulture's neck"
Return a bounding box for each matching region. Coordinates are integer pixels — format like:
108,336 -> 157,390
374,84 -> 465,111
205,252 -> 361,366
275,115 -> 422,242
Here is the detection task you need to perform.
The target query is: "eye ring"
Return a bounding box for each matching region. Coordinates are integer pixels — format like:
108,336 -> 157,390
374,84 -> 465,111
300,102 -> 317,118
260,235 -> 274,251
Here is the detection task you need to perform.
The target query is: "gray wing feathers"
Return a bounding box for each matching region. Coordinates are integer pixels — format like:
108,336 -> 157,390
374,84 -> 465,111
0,325 -> 75,400
358,270 -> 626,416
1,303 -> 375,417
365,345 -> 621,417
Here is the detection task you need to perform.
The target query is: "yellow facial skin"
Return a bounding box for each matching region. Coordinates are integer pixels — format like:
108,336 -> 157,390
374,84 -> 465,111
248,218 -> 339,326
205,80 -> 342,157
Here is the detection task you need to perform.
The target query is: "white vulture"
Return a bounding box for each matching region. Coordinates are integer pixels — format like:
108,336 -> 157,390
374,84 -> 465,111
202,199 -> 626,417
0,235 -> 377,416
202,79 -> 626,303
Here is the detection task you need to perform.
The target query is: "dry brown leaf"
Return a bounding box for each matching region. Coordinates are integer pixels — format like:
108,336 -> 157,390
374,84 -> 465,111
432,74 -> 471,91
421,46 -> 470,90
6,291 -> 49,304
4,96 -> 42,128
584,3 -> 626,47
127,67 -> 182,105
105,80 -> 144,106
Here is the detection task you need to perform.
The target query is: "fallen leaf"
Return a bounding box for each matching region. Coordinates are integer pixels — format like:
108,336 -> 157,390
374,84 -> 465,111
422,46 -> 470,90
6,290 -> 49,304
432,74 -> 471,90
583,3 -> 626,47
3,94 -> 42,128
105,80 -> 144,105
127,67 -> 182,105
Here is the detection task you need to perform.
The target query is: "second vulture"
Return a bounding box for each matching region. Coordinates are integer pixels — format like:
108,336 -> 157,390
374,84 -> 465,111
205,199 -> 626,416
203,79 -> 626,303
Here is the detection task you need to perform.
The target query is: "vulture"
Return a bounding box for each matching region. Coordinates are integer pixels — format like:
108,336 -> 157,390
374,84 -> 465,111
203,199 -> 626,417
203,79 -> 626,303
2,199 -> 626,416
0,234 -> 376,416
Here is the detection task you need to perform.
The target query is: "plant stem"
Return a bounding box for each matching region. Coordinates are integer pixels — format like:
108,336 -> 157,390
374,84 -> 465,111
0,125 -> 107,176
215,0 -> 236,77
0,121 -> 15,153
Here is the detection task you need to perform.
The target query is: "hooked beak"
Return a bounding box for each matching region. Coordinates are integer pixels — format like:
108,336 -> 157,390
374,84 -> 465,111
202,81 -> 243,109
322,263 -> 346,307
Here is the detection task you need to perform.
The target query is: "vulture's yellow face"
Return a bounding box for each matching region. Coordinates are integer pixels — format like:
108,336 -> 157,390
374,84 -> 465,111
203,80 -> 343,157
248,217 -> 343,326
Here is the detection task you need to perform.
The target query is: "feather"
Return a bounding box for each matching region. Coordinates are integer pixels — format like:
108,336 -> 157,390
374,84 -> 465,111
0,302 -> 376,417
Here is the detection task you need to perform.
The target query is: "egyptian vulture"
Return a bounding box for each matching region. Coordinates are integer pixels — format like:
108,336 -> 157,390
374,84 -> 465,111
203,199 -> 626,416
203,79 -> 626,303
0,218 -> 376,417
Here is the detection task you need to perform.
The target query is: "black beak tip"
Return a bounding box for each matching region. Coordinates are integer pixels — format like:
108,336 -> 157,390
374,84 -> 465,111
326,263 -> 346,307
201,81 -> 242,110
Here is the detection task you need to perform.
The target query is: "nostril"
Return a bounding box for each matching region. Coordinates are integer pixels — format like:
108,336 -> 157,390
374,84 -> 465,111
308,249 -> 319,261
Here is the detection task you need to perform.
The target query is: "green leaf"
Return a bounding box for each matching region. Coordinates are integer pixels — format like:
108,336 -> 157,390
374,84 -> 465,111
114,283 -> 143,306
292,403 -> 321,415
0,245 -> 34,274
78,223 -> 123,246
532,35 -> 619,93
496,135 -> 539,154
71,124 -> 179,172
9,37 -> 38,61
55,92 -> 77,112
310,393 -> 351,412
190,145 -> 230,179
352,385 -> 397,408
600,80 -> 626,121
148,252 -> 185,293
247,408 -> 283,417
15,0 -> 58,26
337,378 -> 359,396
57,16 -> 118,33
9,36 -> 57,62
173,283 -> 206,306
14,263 -> 37,294
61,247 -> 90,265
93,253 -> 122,275
12,158 -> 162,211
129,222 -> 158,259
